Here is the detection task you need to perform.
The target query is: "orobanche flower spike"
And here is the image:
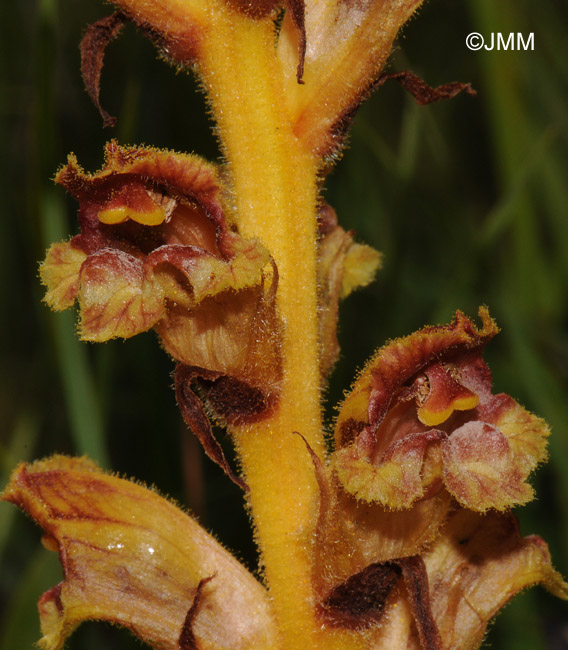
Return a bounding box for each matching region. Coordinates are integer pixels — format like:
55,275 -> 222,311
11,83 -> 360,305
3,0 -> 567,648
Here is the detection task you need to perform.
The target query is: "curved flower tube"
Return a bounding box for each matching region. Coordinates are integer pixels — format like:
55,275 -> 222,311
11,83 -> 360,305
332,308 -> 549,511
80,0 -> 460,165
276,0 -> 425,157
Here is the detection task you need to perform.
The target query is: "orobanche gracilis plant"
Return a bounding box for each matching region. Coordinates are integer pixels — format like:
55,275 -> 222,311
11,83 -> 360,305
2,0 -> 567,649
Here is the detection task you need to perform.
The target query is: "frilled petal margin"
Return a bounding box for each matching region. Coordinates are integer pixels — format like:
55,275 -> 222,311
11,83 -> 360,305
41,241 -> 88,311
1,456 -> 276,650
441,396 -> 547,511
40,143 -> 274,347
332,309 -> 549,512
335,308 -> 498,435
41,239 -> 271,343
332,430 -> 446,510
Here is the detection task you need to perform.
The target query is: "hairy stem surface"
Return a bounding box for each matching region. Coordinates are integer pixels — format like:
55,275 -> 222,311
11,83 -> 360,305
199,8 -> 362,649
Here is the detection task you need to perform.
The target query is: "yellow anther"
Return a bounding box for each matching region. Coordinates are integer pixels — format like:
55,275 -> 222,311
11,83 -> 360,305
98,206 -> 167,226
98,207 -> 129,224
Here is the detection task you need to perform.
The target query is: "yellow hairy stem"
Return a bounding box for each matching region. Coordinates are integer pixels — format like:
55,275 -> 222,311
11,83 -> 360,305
198,7 -> 362,650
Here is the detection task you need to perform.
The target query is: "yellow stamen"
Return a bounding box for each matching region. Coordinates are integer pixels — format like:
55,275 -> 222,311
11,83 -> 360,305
418,393 -> 479,427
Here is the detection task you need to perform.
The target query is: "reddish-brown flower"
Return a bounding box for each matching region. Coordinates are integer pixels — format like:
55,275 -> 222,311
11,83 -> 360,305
41,142 -> 282,485
331,308 -> 549,511
41,140 -> 282,383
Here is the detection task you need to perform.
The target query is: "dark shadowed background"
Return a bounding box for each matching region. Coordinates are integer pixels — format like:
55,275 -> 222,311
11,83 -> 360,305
1,0 -> 568,647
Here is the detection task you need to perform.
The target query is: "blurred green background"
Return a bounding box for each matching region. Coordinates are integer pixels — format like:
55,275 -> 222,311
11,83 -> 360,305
1,0 -> 567,647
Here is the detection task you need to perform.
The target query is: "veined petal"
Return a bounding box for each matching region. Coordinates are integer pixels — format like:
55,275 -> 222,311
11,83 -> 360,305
40,241 -> 88,311
332,430 -> 445,509
47,142 -> 280,375
442,397 -> 549,511
1,456 -> 277,650
160,285 -> 278,381
316,485 -> 452,592
149,236 -> 272,306
77,248 -> 165,340
44,143 -> 282,484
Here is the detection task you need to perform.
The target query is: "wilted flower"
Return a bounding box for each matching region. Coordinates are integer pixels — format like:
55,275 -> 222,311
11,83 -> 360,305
314,503 -> 568,649
1,456 -> 277,650
4,450 -> 563,650
421,508 -> 568,650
